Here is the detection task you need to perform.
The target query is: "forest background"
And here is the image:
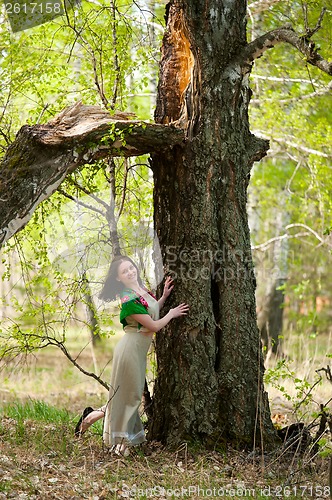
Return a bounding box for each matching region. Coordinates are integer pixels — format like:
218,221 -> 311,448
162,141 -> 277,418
0,0 -> 332,498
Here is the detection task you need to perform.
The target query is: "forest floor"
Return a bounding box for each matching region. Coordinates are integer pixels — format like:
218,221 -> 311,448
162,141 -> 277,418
0,421 -> 330,500
1,330 -> 331,499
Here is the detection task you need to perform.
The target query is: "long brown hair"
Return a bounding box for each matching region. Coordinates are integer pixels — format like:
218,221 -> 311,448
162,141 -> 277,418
99,255 -> 144,302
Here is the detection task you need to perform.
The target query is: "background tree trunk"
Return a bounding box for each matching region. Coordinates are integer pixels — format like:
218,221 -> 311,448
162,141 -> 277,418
259,279 -> 286,356
82,271 -> 101,345
149,0 -> 277,448
256,207 -> 289,356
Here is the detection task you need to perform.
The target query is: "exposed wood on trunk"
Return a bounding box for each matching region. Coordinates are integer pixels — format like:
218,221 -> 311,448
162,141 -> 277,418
155,5 -> 194,125
0,102 -> 184,246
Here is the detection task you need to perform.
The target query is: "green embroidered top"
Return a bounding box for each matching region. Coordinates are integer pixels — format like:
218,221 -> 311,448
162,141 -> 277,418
119,288 -> 149,328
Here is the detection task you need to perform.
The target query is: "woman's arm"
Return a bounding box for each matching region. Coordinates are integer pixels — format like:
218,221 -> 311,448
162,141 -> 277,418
130,303 -> 189,332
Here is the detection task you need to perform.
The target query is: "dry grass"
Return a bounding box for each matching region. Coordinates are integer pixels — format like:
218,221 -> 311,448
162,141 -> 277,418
0,416 -> 330,500
0,328 -> 120,412
265,331 -> 332,427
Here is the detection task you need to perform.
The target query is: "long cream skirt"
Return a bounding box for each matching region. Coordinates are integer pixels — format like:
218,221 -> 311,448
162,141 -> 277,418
103,330 -> 152,447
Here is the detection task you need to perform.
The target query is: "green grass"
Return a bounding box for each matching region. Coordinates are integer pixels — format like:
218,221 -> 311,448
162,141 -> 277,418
1,399 -> 71,423
0,399 -> 75,453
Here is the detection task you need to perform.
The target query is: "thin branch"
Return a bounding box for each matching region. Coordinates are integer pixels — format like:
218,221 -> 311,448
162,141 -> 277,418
49,338 -> 111,390
285,223 -> 325,244
253,130 -> 331,158
304,5 -> 327,39
285,159 -> 302,194
117,158 -> 129,220
0,128 -> 11,147
316,366 -> 332,384
251,74 -> 318,84
303,2 -> 309,33
92,49 -> 109,109
252,223 -> 332,252
252,231 -> 311,251
247,0 -> 282,15
242,16 -> 332,76
36,103 -> 50,124
251,80 -> 332,105
2,331 -> 110,390
293,376 -> 322,413
57,188 -> 106,217
70,179 -> 111,212
105,158 -> 122,255
110,0 -> 121,110
64,4 -> 109,109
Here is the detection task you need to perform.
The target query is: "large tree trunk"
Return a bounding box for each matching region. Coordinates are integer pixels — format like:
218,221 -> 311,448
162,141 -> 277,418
149,0 -> 277,448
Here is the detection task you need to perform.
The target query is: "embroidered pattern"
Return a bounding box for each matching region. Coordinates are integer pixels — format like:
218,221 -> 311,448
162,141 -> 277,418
138,296 -> 149,309
120,288 -> 156,311
121,295 -> 131,303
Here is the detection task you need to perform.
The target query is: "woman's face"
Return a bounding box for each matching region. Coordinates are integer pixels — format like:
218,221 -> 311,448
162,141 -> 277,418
117,260 -> 138,288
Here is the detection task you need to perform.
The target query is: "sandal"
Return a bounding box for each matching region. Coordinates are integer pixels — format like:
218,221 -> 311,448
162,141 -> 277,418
74,407 -> 94,437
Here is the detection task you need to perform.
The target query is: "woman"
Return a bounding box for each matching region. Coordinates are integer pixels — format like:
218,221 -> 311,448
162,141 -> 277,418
75,255 -> 189,456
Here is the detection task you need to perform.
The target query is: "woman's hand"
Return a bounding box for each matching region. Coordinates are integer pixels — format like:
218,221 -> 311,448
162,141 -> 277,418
131,302 -> 189,332
162,276 -> 174,299
170,303 -> 189,319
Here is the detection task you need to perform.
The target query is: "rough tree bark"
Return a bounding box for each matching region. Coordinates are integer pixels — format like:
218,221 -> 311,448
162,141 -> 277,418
148,0 -> 331,448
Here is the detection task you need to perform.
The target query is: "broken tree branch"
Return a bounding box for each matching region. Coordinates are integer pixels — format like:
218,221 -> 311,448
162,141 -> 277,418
0,101 -> 184,247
